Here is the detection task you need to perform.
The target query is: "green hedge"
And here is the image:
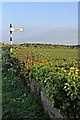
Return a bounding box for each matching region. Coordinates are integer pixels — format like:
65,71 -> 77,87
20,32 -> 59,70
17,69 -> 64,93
18,61 -> 80,120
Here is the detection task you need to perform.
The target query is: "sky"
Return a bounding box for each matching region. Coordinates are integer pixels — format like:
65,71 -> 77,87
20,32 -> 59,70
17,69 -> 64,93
1,2 -> 78,45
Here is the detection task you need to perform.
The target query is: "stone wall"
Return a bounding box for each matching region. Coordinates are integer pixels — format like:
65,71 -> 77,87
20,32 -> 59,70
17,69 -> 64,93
41,87 -> 63,118
29,80 -> 67,119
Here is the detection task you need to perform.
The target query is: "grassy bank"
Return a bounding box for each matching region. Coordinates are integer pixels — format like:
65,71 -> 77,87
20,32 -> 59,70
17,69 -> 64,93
2,47 -> 50,119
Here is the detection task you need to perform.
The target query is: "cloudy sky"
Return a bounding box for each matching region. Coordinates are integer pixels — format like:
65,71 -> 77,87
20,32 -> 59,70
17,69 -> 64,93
1,2 -> 78,45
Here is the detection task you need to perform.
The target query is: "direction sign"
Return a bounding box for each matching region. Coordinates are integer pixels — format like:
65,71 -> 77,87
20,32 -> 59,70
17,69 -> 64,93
10,27 -> 24,32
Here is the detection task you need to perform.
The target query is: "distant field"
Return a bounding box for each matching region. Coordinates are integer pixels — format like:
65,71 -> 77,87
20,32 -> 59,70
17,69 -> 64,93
1,44 -> 79,60
13,45 -> 78,61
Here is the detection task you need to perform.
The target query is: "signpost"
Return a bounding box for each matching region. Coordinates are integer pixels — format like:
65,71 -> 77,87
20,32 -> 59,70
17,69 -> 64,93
10,27 -> 24,32
9,24 -> 24,52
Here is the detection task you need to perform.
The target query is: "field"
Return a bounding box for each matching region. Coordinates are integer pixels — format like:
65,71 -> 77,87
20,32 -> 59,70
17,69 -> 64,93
2,44 -> 80,119
13,44 -> 78,60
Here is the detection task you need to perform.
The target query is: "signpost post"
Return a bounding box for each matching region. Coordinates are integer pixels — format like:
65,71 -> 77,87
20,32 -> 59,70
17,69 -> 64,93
9,24 -> 24,52
10,24 -> 13,53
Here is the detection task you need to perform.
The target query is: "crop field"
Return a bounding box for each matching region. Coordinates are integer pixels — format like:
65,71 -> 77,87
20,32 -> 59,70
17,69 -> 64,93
13,44 -> 78,60
2,44 -> 80,119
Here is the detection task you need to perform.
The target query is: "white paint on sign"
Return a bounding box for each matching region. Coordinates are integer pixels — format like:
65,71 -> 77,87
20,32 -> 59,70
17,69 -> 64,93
10,27 -> 24,32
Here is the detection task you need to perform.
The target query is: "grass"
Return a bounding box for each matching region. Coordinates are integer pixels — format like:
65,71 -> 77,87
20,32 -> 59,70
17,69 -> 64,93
2,47 -> 50,119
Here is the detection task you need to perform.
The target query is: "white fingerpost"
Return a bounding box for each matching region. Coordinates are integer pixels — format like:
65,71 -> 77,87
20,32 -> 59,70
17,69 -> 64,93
9,24 -> 24,52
